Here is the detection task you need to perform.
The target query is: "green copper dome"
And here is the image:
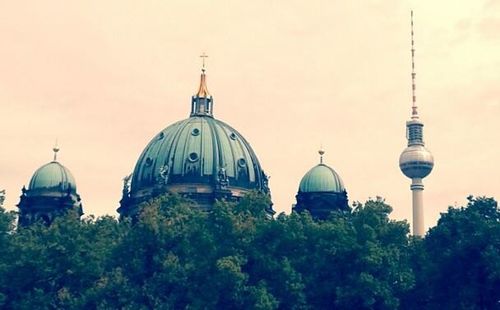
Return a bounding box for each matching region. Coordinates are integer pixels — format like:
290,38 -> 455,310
299,164 -> 345,193
119,69 -> 271,216
18,148 -> 83,227
28,161 -> 77,192
131,116 -> 267,192
294,150 -> 349,219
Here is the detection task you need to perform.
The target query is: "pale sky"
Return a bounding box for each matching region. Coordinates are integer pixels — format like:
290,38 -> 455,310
1,0 -> 499,232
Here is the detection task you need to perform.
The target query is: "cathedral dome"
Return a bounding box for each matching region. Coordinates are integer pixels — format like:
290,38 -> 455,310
130,116 -> 267,194
18,147 -> 83,227
299,164 -> 345,193
28,161 -> 77,193
294,150 -> 349,219
119,68 -> 271,216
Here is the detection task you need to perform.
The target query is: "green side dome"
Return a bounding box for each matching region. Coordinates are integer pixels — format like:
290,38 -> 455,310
28,161 -> 77,192
18,147 -> 83,227
299,164 -> 345,193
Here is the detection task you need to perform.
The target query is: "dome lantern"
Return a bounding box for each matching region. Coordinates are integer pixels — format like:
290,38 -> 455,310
190,53 -> 214,117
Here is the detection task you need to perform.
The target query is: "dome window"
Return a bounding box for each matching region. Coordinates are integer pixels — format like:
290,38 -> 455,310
157,132 -> 165,140
188,152 -> 199,162
145,157 -> 153,166
191,128 -> 200,136
230,133 -> 237,140
238,158 -> 247,167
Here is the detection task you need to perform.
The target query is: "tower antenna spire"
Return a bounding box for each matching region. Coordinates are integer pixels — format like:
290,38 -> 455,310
411,10 -> 419,119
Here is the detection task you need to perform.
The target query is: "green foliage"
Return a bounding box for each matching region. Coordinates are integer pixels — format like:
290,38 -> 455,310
0,211 -> 124,309
0,189 -> 5,207
0,204 -> 15,306
404,196 -> 500,310
0,193 -> 497,309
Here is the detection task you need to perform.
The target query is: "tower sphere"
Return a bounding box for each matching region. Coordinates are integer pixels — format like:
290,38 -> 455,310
399,144 -> 434,179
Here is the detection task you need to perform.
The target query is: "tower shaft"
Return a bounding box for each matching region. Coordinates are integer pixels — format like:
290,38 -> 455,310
411,178 -> 424,236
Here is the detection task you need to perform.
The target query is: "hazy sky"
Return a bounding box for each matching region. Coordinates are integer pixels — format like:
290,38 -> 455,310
1,0 -> 499,232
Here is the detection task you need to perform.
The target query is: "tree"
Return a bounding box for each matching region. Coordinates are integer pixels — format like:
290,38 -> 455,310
295,199 -> 413,309
0,190 -> 5,207
86,194 -> 414,309
3,190 -> 496,309
0,203 -> 15,307
407,196 -> 500,309
0,212 -> 124,309
246,198 -> 413,309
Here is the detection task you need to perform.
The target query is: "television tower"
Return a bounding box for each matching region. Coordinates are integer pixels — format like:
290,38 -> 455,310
399,11 -> 434,236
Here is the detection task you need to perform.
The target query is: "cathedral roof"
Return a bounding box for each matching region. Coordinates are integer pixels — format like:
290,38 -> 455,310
298,150 -> 345,193
131,115 -> 267,193
299,164 -> 345,193
28,161 -> 77,192
127,68 -> 269,203
18,147 -> 83,227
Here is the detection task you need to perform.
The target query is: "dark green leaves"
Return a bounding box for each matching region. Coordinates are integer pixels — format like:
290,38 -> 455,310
0,194 -> 497,309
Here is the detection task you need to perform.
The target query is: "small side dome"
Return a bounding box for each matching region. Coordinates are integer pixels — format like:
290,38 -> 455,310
294,149 -> 349,219
18,146 -> 83,227
28,161 -> 77,192
299,164 -> 345,193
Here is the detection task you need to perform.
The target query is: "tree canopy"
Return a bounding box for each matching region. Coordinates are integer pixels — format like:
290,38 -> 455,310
403,196 -> 500,310
0,193 -> 498,309
0,189 -> 5,208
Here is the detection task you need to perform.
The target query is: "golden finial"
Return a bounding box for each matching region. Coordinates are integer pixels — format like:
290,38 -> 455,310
52,140 -> 60,161
200,52 -> 208,73
318,148 -> 325,164
196,53 -> 210,97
